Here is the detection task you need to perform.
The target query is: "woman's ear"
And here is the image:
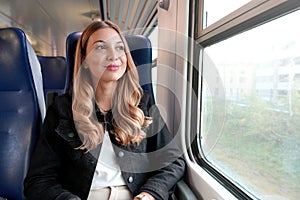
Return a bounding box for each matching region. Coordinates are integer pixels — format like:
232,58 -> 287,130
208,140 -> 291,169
82,60 -> 88,69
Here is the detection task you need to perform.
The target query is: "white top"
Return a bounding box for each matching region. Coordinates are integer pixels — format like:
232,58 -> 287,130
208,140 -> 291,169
90,131 -> 126,190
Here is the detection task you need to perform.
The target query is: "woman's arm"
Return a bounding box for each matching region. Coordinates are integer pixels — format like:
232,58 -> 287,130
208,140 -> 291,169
23,104 -> 81,200
138,124 -> 186,200
137,93 -> 186,200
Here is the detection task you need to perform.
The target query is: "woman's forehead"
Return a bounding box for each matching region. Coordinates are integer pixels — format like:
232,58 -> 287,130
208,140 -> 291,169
89,28 -> 122,44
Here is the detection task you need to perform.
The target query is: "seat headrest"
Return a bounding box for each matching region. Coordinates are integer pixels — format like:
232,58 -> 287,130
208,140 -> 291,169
38,55 -> 69,98
66,31 -> 82,91
0,28 -> 35,90
125,35 -> 154,103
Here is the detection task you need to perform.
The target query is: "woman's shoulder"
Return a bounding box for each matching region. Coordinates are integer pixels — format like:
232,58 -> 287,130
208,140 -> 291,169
140,90 -> 154,107
49,92 -> 73,119
54,92 -> 72,105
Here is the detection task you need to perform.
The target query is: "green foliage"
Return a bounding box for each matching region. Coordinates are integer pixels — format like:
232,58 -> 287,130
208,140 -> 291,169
201,94 -> 300,199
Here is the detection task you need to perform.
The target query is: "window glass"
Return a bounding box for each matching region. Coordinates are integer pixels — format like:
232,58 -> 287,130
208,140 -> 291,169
203,0 -> 251,28
200,9 -> 300,199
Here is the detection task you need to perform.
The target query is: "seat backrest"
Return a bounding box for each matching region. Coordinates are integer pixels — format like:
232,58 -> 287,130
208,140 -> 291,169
125,35 -> 155,103
66,32 -> 155,103
0,27 -> 44,200
38,55 -> 69,102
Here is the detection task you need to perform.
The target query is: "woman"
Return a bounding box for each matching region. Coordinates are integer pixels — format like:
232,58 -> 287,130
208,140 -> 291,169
24,20 -> 185,200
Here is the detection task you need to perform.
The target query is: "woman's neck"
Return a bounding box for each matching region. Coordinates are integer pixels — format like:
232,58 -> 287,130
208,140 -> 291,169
95,81 -> 116,112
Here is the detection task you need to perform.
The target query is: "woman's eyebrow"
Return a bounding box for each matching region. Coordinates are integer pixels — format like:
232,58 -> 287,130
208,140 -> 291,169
92,40 -> 123,45
92,39 -> 105,45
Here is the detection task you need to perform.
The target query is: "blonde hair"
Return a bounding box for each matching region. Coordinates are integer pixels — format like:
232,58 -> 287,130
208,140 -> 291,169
72,20 -> 151,151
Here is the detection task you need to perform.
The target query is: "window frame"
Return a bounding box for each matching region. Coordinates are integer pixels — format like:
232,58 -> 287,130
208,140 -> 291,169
189,0 -> 300,199
195,0 -> 300,47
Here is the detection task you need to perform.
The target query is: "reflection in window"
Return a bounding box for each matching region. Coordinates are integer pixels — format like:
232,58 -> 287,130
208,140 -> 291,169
200,10 -> 300,199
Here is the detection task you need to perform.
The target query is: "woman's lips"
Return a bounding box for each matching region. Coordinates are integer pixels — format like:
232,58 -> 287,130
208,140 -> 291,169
106,64 -> 120,71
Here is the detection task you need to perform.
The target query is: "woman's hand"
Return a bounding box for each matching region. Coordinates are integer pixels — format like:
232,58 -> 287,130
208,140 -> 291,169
134,192 -> 155,200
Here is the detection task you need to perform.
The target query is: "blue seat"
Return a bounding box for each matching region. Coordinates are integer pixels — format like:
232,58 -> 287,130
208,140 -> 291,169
38,55 -> 69,108
66,32 -> 155,103
0,27 -> 45,200
125,35 -> 155,103
66,32 -> 82,92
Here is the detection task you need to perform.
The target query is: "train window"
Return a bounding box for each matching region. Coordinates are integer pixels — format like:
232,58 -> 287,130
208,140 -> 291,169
199,9 -> 300,199
202,0 -> 250,28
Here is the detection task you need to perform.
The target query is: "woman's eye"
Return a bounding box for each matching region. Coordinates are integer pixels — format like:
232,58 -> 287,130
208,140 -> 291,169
96,44 -> 105,50
116,45 -> 124,51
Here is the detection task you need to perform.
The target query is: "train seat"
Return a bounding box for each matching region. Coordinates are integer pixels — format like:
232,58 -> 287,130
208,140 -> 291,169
38,55 -> 69,108
65,31 -> 82,92
0,27 -> 45,200
124,35 -> 156,103
66,32 -> 155,103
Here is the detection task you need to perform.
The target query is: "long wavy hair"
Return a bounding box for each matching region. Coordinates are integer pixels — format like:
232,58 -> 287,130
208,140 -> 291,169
72,20 -> 152,151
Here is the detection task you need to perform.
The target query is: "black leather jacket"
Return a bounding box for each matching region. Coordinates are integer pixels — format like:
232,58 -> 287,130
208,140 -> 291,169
23,93 -> 185,200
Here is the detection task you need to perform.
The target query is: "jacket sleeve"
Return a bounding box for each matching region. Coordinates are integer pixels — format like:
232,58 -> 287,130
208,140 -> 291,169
23,103 -> 81,200
138,94 -> 186,200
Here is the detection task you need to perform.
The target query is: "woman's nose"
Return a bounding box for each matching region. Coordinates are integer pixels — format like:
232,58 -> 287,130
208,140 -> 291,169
107,48 -> 118,61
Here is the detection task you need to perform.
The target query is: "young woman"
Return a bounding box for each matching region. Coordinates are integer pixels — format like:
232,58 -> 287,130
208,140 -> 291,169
24,20 -> 185,200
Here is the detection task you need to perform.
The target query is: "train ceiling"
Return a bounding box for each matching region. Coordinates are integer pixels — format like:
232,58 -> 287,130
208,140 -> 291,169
0,0 -> 158,56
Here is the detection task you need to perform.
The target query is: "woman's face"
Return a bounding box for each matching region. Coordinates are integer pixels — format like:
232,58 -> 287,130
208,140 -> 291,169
84,27 -> 127,86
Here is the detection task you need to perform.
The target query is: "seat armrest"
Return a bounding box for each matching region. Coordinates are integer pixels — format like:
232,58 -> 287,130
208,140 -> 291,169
171,180 -> 198,200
